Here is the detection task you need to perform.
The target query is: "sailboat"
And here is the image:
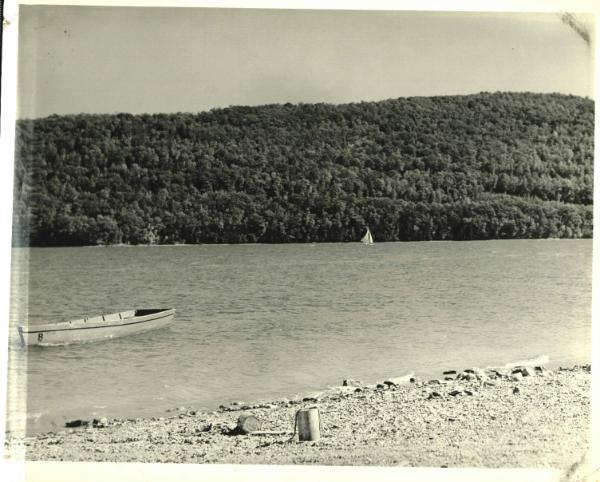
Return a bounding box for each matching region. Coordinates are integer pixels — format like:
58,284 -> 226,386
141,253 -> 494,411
360,227 -> 374,245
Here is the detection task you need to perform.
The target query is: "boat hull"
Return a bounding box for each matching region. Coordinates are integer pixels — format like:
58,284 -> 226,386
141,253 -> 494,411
18,308 -> 176,346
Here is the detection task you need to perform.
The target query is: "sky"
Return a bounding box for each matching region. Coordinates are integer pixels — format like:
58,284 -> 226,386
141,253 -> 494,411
16,6 -> 595,118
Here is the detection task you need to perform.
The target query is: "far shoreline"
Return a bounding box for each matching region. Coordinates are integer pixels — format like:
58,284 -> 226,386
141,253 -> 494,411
10,237 -> 593,249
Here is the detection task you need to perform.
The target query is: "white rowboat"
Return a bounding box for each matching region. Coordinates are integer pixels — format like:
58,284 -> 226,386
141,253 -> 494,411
18,308 -> 176,346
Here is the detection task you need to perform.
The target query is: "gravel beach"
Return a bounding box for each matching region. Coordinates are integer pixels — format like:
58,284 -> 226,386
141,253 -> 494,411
5,365 -> 591,471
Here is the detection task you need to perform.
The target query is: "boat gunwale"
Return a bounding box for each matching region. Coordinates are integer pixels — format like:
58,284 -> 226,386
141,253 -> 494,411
19,308 -> 176,334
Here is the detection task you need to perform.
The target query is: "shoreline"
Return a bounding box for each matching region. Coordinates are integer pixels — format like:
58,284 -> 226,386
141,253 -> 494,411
5,364 -> 591,469
11,237 -> 593,249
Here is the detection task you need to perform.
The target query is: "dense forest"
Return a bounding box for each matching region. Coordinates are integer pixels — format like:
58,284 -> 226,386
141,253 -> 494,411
12,92 -> 593,246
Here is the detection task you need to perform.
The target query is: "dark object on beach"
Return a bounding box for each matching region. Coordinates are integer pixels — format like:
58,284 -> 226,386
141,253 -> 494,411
65,419 -> 89,428
427,392 -> 442,400
294,407 -> 321,442
196,424 -> 212,433
250,430 -> 290,436
443,370 -> 457,375
513,387 -> 520,395
92,417 -> 109,428
512,366 -> 535,377
228,414 -> 262,435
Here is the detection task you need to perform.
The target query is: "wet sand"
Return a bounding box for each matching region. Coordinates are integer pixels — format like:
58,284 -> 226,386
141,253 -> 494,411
5,365 -> 591,471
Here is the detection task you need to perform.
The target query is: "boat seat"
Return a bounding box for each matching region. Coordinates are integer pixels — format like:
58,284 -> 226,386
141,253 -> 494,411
102,313 -> 122,323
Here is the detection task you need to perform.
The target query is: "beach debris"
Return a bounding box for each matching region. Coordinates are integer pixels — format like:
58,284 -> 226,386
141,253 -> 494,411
383,374 -> 414,387
196,424 -> 212,433
443,370 -> 457,375
510,373 -> 524,382
449,390 -> 462,397
461,367 -> 487,380
427,379 -> 442,385
376,383 -> 388,390
343,379 -> 364,387
485,369 -> 505,379
219,403 -> 251,412
294,407 -> 321,442
512,366 -> 535,377
444,377 -> 454,381
92,417 -> 109,428
227,414 -> 262,436
65,419 -> 89,428
513,387 -> 520,395
250,430 -> 291,436
427,391 -> 442,400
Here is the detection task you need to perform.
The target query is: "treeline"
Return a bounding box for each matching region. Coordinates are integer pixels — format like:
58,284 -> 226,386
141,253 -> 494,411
12,92 -> 593,246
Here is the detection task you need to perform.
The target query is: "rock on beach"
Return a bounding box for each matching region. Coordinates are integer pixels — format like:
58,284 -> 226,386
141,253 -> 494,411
5,365 -> 591,470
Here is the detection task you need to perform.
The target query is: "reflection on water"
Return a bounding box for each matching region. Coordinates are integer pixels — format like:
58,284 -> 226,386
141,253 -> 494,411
6,240 -> 592,435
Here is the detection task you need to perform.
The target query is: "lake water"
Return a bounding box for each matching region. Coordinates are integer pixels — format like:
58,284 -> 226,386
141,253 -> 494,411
5,240 -> 592,435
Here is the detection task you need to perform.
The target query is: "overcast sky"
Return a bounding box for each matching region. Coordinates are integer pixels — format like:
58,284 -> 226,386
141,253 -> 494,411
17,6 -> 594,118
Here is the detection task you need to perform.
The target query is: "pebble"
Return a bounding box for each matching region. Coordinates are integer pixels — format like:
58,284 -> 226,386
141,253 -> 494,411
343,379 -> 364,387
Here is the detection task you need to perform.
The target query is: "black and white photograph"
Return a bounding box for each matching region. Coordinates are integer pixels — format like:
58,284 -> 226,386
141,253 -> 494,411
0,1 -> 597,480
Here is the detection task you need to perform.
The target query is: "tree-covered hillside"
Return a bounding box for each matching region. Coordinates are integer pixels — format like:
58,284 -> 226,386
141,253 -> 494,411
12,92 -> 593,246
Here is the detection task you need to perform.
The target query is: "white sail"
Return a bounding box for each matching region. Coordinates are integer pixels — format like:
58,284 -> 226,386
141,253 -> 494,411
361,228 -> 374,245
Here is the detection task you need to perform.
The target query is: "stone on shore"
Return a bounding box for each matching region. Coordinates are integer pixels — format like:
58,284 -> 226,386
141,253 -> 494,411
65,420 -> 89,428
343,379 -> 364,387
456,372 -> 477,381
92,417 -> 109,428
229,414 -> 261,435
462,367 -> 487,380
